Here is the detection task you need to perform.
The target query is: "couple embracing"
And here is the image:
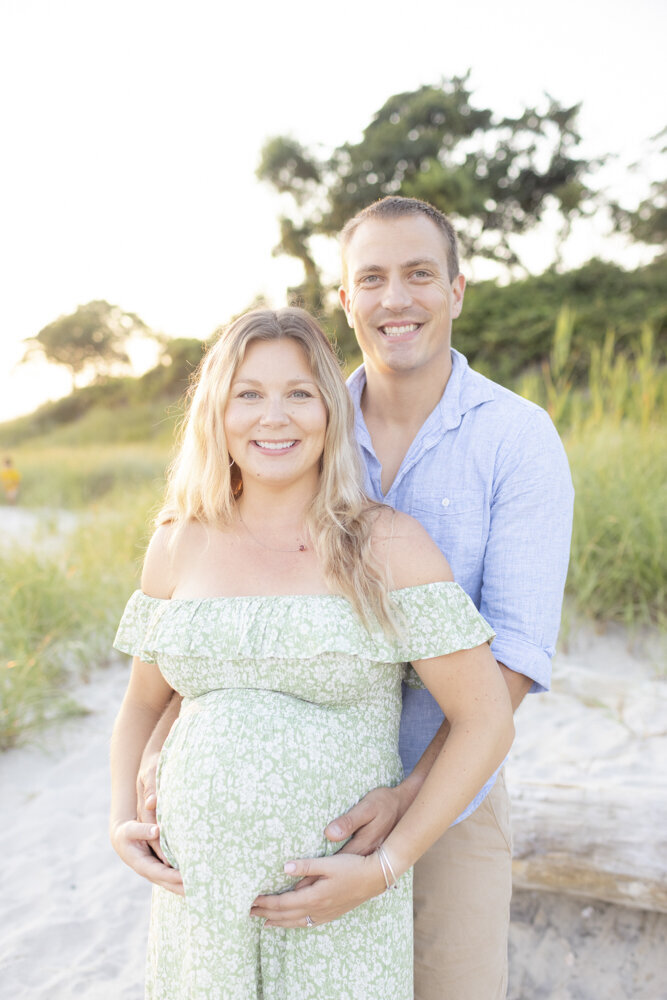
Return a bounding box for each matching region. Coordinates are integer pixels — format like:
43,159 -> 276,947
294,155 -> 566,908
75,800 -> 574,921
111,196 -> 573,999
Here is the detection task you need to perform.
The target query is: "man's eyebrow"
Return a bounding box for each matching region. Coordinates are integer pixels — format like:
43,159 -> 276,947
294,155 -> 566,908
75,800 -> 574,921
353,256 -> 441,280
352,264 -> 383,280
403,256 -> 440,269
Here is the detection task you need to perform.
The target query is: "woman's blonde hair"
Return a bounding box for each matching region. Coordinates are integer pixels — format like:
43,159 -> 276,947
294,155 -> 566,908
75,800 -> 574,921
159,307 -> 397,632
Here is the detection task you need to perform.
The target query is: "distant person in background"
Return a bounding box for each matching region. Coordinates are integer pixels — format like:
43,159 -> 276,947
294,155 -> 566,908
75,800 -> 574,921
1,457 -> 21,504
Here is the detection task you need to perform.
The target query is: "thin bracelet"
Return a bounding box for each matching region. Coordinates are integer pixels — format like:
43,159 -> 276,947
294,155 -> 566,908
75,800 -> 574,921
376,847 -> 391,891
378,844 -> 398,886
376,844 -> 398,890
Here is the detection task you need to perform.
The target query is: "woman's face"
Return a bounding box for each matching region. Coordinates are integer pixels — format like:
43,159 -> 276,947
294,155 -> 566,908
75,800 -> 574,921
224,338 -> 328,493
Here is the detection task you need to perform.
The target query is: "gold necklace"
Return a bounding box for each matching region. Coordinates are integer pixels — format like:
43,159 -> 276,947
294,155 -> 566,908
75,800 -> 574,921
238,509 -> 307,553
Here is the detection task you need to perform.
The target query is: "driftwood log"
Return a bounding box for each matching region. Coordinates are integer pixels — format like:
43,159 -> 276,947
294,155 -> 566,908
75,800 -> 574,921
510,778 -> 667,913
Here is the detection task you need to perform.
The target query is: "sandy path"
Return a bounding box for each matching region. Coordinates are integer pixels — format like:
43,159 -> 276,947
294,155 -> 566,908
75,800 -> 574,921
0,507 -> 78,551
1,666 -> 150,999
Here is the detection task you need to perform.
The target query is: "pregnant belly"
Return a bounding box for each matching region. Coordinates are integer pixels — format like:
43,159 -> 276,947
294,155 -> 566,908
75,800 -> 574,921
156,689 -> 402,901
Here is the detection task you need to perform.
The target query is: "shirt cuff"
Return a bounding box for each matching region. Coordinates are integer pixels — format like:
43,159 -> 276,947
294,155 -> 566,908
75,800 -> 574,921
490,634 -> 554,693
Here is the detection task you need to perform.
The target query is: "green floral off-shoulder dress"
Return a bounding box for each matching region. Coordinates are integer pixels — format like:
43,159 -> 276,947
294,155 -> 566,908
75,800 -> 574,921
114,582 -> 494,1000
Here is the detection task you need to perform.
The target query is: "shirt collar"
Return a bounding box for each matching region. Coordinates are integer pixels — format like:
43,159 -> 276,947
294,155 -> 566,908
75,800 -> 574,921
347,349 -> 495,435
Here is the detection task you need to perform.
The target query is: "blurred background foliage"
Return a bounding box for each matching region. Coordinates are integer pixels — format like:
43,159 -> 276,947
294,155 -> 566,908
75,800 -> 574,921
1,75 -> 665,747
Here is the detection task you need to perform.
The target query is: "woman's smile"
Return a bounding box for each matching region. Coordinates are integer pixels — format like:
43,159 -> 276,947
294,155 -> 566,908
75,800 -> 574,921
252,439 -> 298,452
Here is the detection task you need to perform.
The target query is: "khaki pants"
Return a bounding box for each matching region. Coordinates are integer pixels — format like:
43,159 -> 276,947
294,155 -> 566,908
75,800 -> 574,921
413,770 -> 512,1000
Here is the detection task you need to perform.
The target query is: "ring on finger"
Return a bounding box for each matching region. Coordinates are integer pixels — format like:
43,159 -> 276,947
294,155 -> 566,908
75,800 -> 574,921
305,915 -> 315,928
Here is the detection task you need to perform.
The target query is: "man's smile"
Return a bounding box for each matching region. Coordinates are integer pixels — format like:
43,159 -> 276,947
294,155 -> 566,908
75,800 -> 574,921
379,322 -> 423,338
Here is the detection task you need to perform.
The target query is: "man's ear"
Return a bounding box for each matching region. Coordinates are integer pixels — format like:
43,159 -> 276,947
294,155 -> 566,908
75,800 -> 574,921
338,286 -> 354,328
451,274 -> 466,319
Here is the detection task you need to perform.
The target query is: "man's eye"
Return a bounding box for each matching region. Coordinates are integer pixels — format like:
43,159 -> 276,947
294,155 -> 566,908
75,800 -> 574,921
412,270 -> 431,279
359,274 -> 381,285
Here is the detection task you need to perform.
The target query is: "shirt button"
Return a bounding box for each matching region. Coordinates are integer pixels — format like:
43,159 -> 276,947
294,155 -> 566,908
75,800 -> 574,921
441,497 -> 450,507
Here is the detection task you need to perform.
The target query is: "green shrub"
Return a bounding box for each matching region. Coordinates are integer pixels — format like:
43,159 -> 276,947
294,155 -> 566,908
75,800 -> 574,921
454,256 -> 667,385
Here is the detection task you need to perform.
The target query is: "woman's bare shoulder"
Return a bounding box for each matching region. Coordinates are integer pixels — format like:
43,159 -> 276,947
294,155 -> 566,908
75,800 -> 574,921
141,519 -> 210,598
141,522 -> 176,599
372,507 -> 454,590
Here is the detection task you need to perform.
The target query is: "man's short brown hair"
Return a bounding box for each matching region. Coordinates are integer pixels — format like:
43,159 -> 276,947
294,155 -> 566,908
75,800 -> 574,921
340,196 -> 460,282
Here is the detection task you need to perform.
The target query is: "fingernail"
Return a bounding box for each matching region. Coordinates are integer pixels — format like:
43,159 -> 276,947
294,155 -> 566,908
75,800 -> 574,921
284,862 -> 296,873
150,826 -> 158,837
328,823 -> 342,837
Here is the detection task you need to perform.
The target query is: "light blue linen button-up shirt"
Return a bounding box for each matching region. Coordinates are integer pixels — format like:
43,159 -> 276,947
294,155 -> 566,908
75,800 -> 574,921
348,348 -> 574,822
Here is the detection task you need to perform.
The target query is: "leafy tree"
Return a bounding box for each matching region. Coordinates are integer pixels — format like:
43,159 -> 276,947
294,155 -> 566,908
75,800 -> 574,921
613,178 -> 667,250
23,300 -> 154,387
611,129 -> 667,252
257,74 -> 596,306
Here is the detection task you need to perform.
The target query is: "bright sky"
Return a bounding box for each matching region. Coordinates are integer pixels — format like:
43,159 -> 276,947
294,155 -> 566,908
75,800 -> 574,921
1,0 -> 665,422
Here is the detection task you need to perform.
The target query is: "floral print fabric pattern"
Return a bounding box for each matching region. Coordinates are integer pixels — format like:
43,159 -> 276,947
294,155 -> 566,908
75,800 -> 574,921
114,583 -> 494,1000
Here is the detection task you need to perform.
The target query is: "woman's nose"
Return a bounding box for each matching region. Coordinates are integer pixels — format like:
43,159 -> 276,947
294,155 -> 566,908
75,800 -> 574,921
259,397 -> 290,425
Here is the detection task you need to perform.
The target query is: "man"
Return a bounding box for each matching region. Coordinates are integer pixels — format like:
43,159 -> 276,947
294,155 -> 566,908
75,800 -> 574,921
133,197 -> 573,999
252,197 -> 573,998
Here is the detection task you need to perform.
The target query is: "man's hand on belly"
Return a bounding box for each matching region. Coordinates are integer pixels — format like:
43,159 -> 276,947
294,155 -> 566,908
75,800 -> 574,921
135,749 -> 172,866
324,783 -> 412,856
110,819 -> 184,896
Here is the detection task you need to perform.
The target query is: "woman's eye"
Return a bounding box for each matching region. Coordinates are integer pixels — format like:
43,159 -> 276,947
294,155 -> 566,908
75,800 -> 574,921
239,391 -> 260,399
290,390 -> 312,399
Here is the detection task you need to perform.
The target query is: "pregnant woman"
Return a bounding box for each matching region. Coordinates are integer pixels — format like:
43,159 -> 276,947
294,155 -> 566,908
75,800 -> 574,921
110,307 -> 513,999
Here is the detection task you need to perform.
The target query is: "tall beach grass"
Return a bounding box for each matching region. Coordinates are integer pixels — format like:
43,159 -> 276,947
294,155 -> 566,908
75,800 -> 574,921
517,308 -> 667,629
12,443 -> 170,508
0,484 -> 157,749
565,423 -> 666,628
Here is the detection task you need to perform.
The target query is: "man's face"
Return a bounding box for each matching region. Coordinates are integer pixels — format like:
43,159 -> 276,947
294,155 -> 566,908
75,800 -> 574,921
339,215 -> 465,378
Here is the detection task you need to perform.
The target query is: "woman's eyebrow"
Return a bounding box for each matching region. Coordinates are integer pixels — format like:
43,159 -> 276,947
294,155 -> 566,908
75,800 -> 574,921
232,377 -> 317,385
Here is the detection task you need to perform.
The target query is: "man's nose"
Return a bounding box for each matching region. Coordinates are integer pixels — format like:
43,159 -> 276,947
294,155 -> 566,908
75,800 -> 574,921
381,276 -> 412,311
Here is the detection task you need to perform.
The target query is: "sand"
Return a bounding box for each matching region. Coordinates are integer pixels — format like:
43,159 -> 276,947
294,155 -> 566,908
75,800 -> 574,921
1,510 -> 666,999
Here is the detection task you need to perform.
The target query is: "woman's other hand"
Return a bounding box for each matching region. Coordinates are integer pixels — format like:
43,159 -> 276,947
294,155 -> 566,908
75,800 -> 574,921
250,852 -> 387,927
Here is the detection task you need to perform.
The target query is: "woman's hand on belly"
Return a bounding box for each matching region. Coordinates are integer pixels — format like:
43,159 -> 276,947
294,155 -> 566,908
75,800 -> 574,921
111,819 -> 185,896
249,852 -> 386,928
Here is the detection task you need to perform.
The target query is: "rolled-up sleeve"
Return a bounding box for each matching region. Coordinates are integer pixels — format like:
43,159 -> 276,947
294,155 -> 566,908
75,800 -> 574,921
480,408 -> 574,692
